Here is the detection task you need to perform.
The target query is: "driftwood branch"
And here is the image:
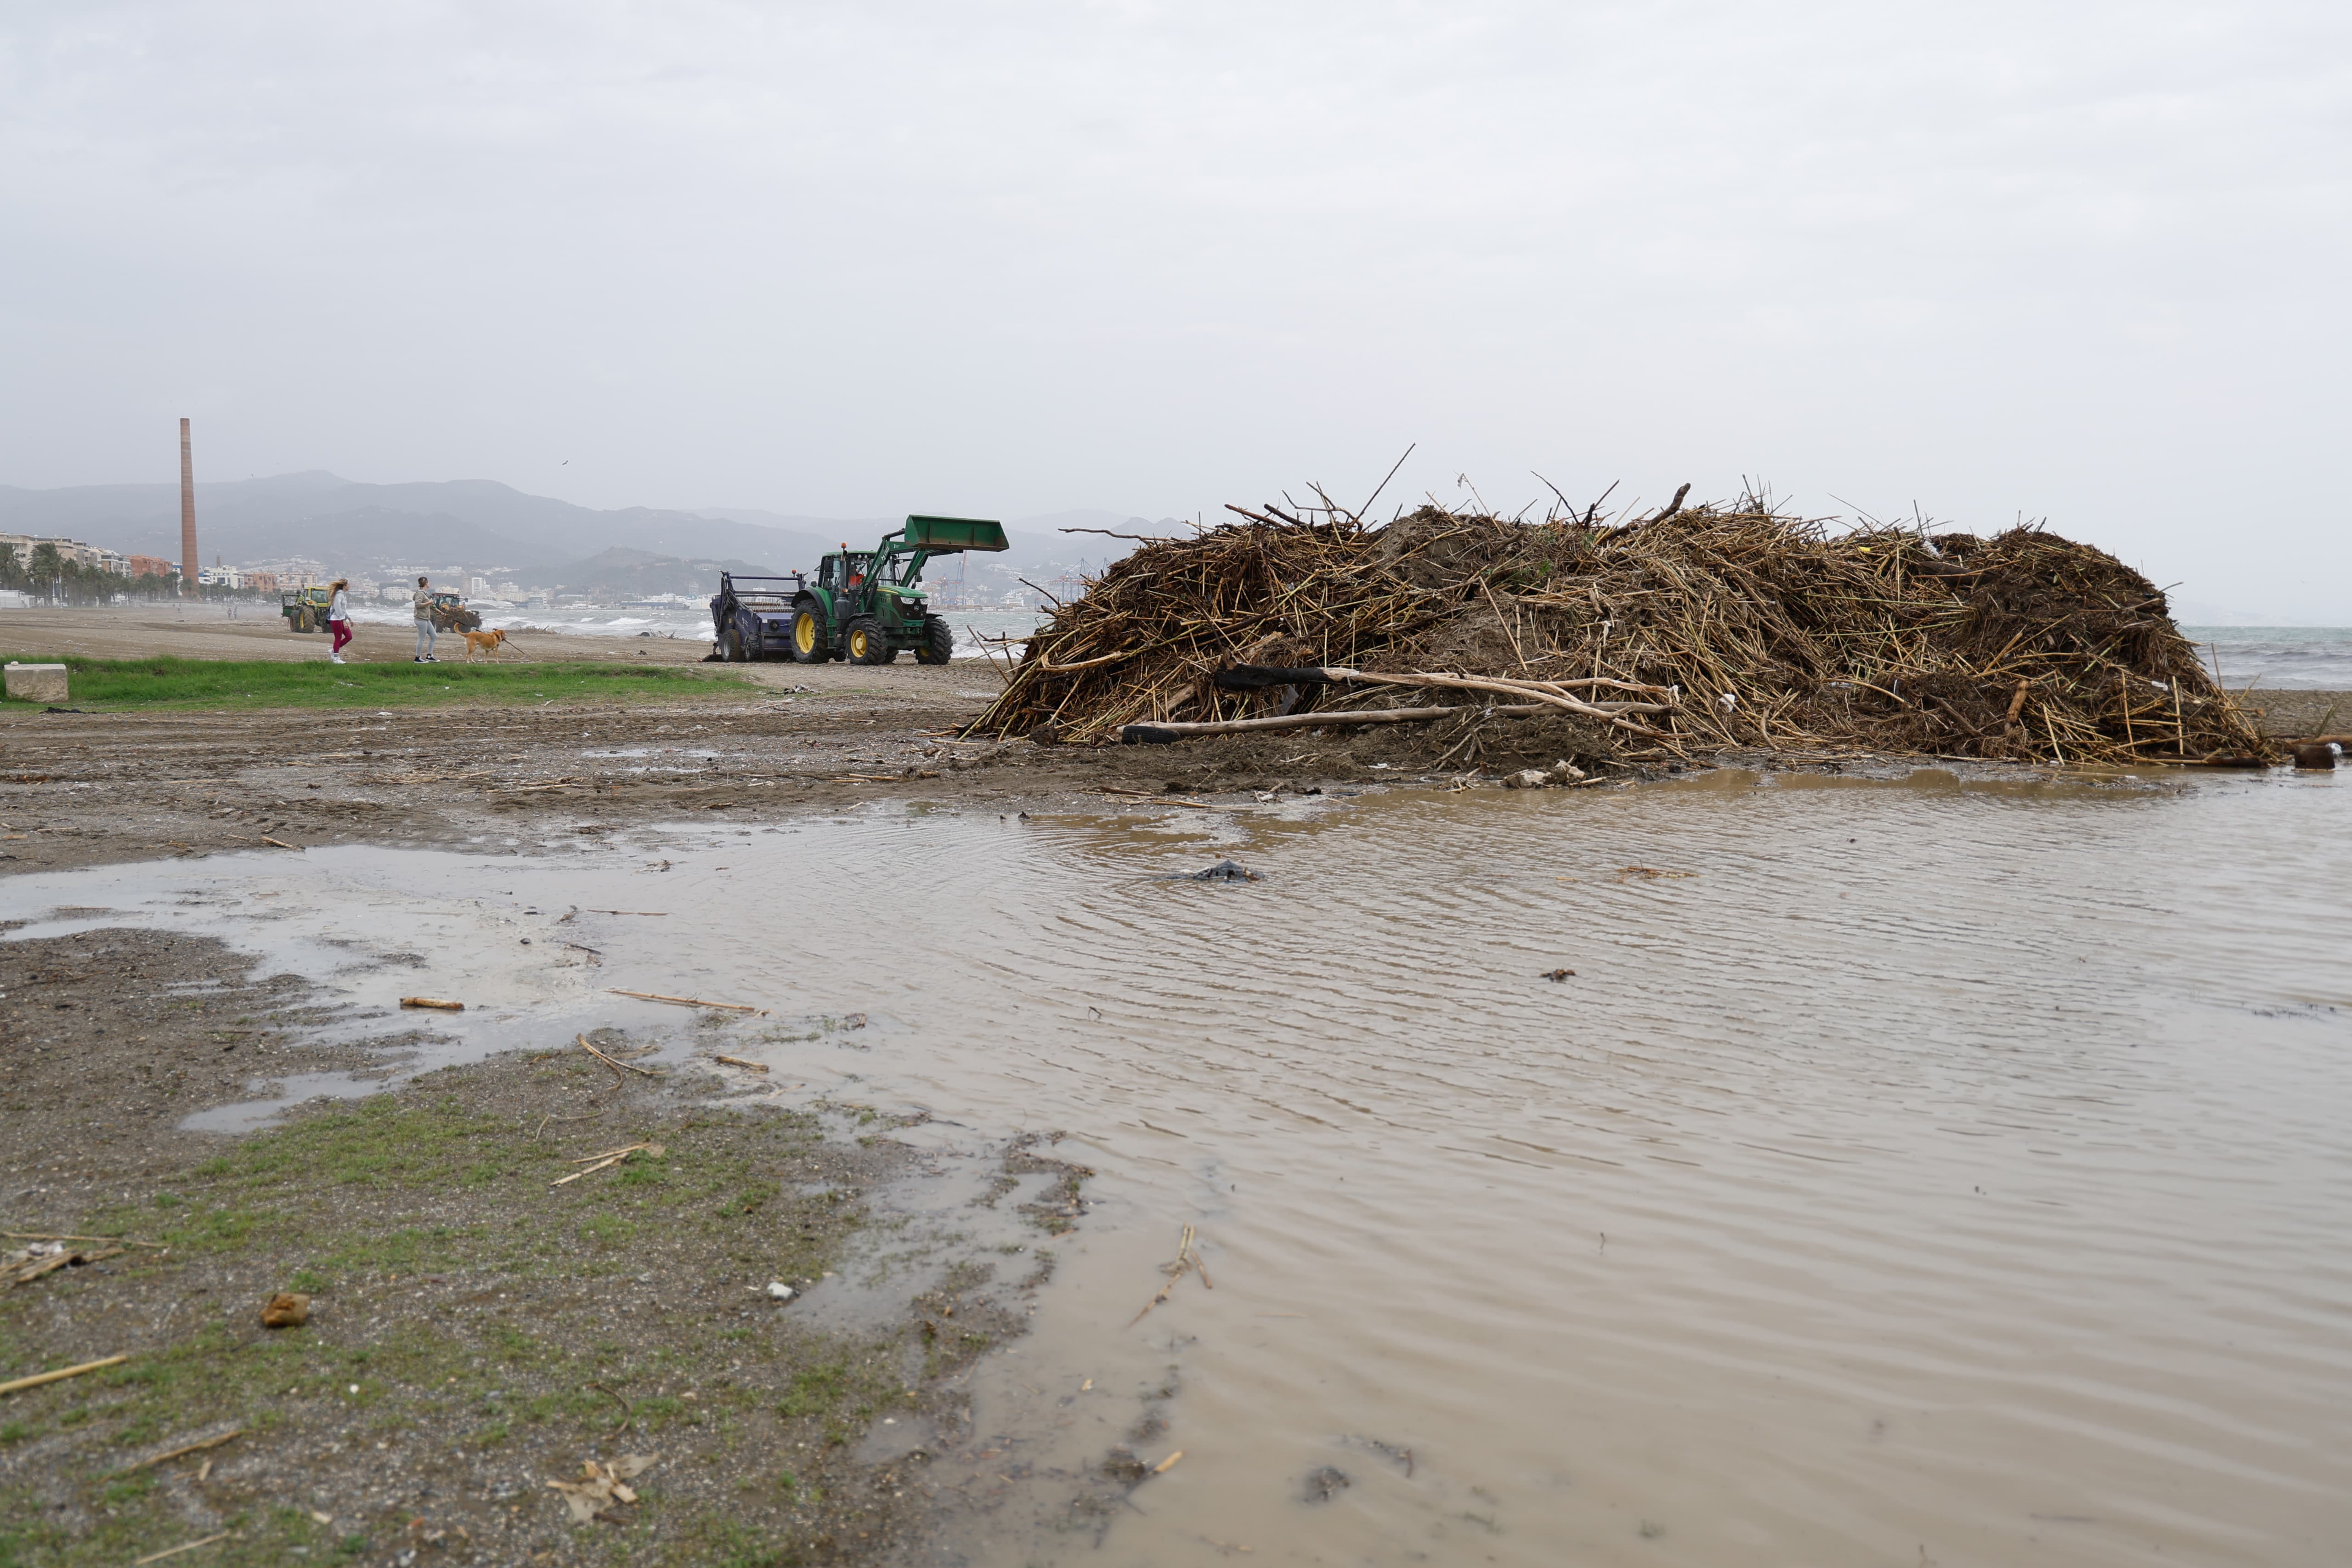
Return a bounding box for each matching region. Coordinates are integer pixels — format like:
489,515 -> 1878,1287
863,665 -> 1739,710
1216,664 -> 1671,697
113,1428 -> 243,1475
1359,442 -> 1416,519
0,1355 -> 126,1396
1208,665 -> 1672,730
606,989 -> 759,1014
1060,527 -> 1178,543
1124,702 -> 1552,742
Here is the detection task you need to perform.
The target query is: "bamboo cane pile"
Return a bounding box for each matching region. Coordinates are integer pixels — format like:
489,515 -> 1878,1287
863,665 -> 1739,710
967,494 -> 2265,767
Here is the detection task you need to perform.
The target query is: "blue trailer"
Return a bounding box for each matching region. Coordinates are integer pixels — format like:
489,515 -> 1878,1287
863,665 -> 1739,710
709,572 -> 807,662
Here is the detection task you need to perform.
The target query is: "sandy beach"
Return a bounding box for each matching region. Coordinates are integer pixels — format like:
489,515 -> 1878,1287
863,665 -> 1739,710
1,602 -> 728,667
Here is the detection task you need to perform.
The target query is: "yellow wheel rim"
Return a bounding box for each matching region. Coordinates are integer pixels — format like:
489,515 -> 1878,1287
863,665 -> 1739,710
794,615 -> 816,653
851,628 -> 870,658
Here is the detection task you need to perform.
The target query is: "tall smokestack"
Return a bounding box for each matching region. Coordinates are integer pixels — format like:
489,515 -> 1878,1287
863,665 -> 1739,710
178,418 -> 198,597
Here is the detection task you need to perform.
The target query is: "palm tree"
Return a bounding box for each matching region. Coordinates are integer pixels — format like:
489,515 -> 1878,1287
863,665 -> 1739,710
28,543 -> 64,604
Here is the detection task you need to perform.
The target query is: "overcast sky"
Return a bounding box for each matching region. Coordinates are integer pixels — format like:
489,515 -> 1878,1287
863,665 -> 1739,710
2,1 -> 2346,614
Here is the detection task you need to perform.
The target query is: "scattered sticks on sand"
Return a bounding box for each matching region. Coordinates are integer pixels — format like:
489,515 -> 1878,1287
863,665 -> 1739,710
1127,1223 -> 1213,1327
575,1033 -> 660,1083
606,988 -> 762,1013
0,1354 -> 129,1397
552,1142 -> 666,1187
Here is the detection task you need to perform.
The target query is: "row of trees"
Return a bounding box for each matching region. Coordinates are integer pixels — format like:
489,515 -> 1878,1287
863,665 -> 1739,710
0,544 -> 266,606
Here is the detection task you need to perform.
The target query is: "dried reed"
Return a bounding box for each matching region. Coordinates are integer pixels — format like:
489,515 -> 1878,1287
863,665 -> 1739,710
966,494 -> 2264,767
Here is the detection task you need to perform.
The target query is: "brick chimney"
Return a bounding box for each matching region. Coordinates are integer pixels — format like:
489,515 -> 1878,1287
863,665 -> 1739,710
179,418 -> 198,596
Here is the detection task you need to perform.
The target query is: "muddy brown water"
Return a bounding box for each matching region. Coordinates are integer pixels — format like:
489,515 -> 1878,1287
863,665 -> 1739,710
5,765 -> 2349,1564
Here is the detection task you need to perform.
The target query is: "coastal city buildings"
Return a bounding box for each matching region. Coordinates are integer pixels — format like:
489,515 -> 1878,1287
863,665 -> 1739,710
0,532 -> 126,575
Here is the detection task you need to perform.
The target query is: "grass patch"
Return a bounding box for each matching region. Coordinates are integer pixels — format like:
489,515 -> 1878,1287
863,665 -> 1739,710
0,654 -> 752,712
0,1058 -> 920,1565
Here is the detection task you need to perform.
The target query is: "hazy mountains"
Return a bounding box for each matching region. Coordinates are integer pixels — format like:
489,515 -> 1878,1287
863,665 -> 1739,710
0,472 -> 1156,590
0,471 -> 853,577
557,547 -> 785,599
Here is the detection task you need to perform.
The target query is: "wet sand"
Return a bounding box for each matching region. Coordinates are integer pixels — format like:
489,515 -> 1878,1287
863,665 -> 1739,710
0,926 -> 941,1561
2245,688 -> 2351,736
0,922 -> 1074,1563
0,640 -> 1688,877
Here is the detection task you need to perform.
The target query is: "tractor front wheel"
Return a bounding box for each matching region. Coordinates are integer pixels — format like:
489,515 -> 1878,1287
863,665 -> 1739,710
916,615 -> 954,665
294,608 -> 316,633
846,618 -> 895,665
790,608 -> 830,663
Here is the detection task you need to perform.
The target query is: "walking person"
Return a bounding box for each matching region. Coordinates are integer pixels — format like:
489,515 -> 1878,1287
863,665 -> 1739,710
326,577 -> 356,663
412,575 -> 440,662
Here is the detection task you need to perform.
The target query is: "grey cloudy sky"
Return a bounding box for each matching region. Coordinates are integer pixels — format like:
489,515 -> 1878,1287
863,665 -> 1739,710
3,1 -> 2346,613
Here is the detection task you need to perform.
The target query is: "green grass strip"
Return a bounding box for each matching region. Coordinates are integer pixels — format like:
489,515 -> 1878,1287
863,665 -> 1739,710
0,655 -> 755,711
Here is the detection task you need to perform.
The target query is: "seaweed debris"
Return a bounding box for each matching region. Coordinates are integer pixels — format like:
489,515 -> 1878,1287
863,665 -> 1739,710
966,491 -> 2263,768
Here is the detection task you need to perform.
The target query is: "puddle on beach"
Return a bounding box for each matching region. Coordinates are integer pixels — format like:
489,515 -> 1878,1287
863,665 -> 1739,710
6,767 -> 2351,1564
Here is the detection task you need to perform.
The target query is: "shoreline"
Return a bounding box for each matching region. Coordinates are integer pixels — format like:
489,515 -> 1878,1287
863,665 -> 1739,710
1,652 -> 2341,883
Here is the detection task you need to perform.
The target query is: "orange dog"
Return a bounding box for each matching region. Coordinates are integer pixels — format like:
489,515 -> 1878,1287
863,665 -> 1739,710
461,628 -> 511,662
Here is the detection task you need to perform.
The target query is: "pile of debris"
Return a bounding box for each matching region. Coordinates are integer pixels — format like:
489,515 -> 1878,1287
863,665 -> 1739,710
966,492 -> 2265,768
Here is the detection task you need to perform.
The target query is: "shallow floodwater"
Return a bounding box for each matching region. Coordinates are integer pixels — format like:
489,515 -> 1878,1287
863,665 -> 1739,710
6,768 -> 2349,1565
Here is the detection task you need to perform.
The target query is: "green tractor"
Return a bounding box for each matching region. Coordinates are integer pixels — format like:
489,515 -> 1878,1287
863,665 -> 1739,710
773,515 -> 1006,665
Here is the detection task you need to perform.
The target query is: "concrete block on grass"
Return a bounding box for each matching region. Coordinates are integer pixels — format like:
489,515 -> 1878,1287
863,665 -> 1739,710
4,662 -> 68,703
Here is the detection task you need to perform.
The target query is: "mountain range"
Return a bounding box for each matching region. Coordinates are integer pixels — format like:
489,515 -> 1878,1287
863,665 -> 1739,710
0,472 -> 1155,590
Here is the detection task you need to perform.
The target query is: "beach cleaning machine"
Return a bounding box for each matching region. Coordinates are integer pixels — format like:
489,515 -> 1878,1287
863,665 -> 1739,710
712,515 -> 1007,665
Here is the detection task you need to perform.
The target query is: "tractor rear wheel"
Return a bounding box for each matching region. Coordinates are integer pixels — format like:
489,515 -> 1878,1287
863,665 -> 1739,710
846,618 -> 895,665
295,608 -> 316,633
916,615 -> 954,664
790,608 -> 829,663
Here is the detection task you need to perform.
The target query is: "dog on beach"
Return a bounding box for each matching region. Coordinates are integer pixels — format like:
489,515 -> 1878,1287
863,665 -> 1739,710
461,628 -> 512,662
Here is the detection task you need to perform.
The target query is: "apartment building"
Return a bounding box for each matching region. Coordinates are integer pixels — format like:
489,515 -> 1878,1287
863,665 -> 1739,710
0,532 -> 105,571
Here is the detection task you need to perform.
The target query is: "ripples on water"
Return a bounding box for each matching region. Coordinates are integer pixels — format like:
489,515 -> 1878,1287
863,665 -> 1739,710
888,770 -> 2350,1567
5,767 -> 2347,1565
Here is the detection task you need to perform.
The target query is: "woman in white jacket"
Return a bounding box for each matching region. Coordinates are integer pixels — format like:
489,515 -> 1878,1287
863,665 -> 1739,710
326,578 -> 355,663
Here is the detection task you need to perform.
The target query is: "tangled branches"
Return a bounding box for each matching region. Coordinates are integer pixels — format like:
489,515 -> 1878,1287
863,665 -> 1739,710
967,498 -> 2263,768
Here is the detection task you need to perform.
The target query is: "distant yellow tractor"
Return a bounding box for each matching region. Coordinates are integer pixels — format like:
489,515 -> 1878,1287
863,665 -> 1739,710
427,592 -> 482,634
279,586 -> 333,633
